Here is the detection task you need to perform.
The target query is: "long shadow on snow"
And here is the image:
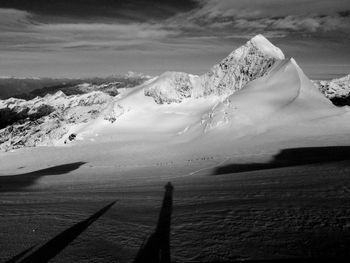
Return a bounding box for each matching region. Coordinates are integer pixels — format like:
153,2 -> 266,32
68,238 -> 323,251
0,162 -> 86,192
214,146 -> 350,175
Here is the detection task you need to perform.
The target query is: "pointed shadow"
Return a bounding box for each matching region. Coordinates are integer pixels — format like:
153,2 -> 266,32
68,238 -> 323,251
214,146 -> 350,175
0,162 -> 86,192
134,182 -> 173,263
4,245 -> 37,263
7,201 -> 116,263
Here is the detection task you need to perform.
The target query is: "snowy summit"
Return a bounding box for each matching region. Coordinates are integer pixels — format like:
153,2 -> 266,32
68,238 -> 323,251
0,34 -> 349,152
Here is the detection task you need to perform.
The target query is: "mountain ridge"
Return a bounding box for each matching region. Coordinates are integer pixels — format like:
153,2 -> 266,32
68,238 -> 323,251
0,35 -> 349,151
144,34 -> 285,104
0,73 -> 151,100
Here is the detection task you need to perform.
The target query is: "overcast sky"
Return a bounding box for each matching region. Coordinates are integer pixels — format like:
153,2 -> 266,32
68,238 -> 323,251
0,0 -> 349,79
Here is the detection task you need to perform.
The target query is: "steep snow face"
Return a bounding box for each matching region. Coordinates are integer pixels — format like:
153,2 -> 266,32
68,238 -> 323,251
0,91 -> 115,151
200,34 -> 285,97
200,58 -> 336,133
144,34 -> 285,104
249,34 -> 285,60
314,74 -> 350,106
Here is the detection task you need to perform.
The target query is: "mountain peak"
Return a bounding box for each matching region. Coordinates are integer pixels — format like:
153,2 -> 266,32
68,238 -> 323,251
199,35 -> 285,97
144,35 -> 286,104
249,34 -> 285,60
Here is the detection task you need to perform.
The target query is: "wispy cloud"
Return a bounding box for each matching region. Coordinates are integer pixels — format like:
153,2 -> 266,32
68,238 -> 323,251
191,0 -> 350,19
0,0 -> 349,78
232,14 -> 350,35
0,8 -> 179,52
165,0 -> 350,40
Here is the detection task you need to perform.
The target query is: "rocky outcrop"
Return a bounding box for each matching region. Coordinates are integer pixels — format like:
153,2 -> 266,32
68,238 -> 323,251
314,74 -> 350,106
73,82 -> 121,96
144,72 -> 200,104
144,34 -> 285,104
0,91 -> 115,151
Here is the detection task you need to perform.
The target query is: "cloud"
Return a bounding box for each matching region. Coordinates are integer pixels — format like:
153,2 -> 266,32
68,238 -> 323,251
162,0 -> 350,41
234,15 -> 350,34
0,0 -> 199,22
35,23 -> 176,40
0,8 -> 31,30
0,1 -> 349,78
0,8 -> 179,52
1,2 -> 349,55
193,0 -> 350,19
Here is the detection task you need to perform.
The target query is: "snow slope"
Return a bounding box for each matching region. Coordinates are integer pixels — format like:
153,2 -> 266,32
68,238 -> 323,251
1,34 -> 350,154
200,58 -> 338,133
71,54 -> 349,159
144,35 -> 284,104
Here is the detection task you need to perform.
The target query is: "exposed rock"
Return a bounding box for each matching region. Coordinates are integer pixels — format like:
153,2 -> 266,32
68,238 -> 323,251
144,72 -> 200,104
74,82 -> 121,96
144,34 -> 285,104
0,91 -> 115,151
68,133 -> 77,141
104,104 -> 124,123
201,34 -> 284,96
313,74 -> 350,106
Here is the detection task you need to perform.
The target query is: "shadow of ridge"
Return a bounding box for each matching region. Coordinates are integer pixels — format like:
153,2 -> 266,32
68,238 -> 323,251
0,162 -> 86,192
214,146 -> 350,175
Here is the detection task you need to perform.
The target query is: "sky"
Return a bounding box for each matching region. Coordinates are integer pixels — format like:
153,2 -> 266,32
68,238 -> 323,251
0,0 -> 349,79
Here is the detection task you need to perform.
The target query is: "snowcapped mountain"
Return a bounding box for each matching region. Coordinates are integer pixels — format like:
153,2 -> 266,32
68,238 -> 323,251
200,58 -> 336,133
314,74 -> 350,106
72,82 -> 121,96
1,35 -> 349,152
144,34 -> 284,104
0,91 -> 117,151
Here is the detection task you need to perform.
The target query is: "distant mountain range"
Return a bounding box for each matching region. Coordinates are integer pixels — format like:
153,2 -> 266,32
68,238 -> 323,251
313,74 -> 350,106
0,73 -> 150,100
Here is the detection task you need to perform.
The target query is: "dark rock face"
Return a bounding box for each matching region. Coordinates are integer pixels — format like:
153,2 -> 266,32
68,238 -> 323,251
0,91 -> 115,151
0,107 -> 28,129
28,104 -> 55,120
330,97 -> 350,106
0,104 -> 54,129
314,74 -> 350,106
68,133 -> 77,141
